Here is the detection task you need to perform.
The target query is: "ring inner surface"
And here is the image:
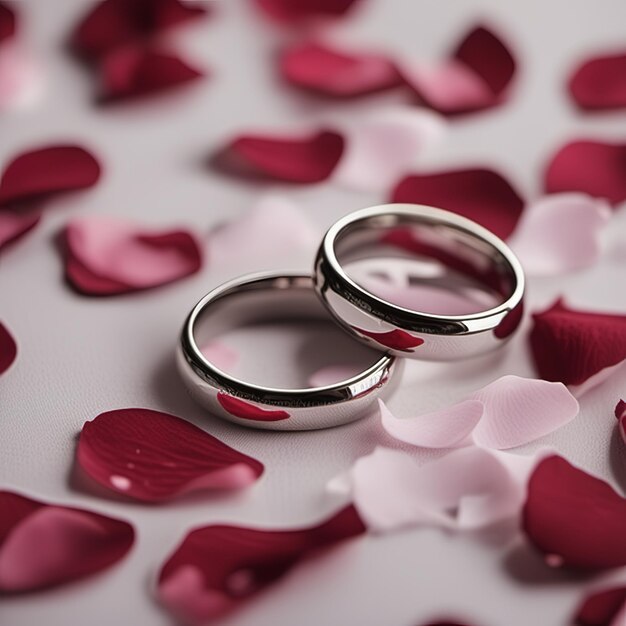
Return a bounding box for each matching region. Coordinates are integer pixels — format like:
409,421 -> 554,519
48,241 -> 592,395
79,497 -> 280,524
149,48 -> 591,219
334,214 -> 516,316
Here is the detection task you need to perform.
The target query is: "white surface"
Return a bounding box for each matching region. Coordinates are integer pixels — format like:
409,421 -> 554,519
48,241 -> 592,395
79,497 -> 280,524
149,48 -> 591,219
1,1 -> 626,625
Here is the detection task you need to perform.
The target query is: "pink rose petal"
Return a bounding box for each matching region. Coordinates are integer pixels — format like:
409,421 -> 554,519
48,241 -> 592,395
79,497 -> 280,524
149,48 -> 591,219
254,0 -> 361,24
0,209 -> 41,252
279,40 -> 401,98
334,107 -> 446,192
401,25 -> 516,115
569,51 -> 626,111
0,321 -> 17,376
575,586 -> 626,626
0,491 -> 134,592
391,168 -> 524,239
200,341 -> 239,372
380,398 -> 483,448
509,193 -> 611,276
0,1 -> 15,45
214,128 -> 344,183
469,375 -> 579,450
523,455 -> 626,570
77,408 -> 263,502
544,140 -> 626,206
216,393 -> 290,422
157,505 -> 365,624
530,299 -> 626,387
0,43 -> 43,113
63,215 -> 202,295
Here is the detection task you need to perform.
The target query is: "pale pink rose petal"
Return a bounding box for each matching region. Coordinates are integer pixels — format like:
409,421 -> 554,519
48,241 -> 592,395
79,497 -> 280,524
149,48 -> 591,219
63,215 -> 202,295
380,399 -> 483,448
334,107 -> 446,192
509,193 -> 611,276
469,375 -> 579,449
0,43 -> 43,112
308,364 -> 363,387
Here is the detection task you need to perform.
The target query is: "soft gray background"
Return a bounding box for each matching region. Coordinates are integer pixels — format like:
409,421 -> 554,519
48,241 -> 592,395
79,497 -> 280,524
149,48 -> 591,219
1,1 -> 626,625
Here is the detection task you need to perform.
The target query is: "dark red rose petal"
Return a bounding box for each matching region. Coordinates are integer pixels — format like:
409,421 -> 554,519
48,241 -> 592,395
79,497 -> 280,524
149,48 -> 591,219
99,45 -> 203,102
0,209 -> 41,252
216,129 -> 344,183
78,408 -> 263,502
355,327 -> 424,352
522,455 -> 626,570
0,1 -> 16,45
0,491 -> 134,592
216,392 -> 290,422
63,215 -> 203,296
71,0 -> 207,60
530,299 -> 626,386
254,0 -> 361,24
616,400 -> 626,446
0,321 -> 17,376
0,145 -> 101,206
574,586 -> 626,626
544,140 -> 626,206
157,505 -> 365,623
569,52 -> 626,111
391,168 -> 524,239
279,41 -> 401,98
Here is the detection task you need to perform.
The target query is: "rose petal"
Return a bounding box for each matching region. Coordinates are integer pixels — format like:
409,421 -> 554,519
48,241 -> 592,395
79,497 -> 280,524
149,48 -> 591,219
391,168 -> 524,239
354,327 -> 424,351
200,341 -> 238,372
99,45 -> 203,102
530,299 -> 626,387
569,52 -> 626,111
71,0 -> 207,60
509,193 -> 611,275
0,43 -> 44,113
0,145 -> 101,206
380,398 -> 483,448
544,140 -> 626,206
0,1 -> 16,45
254,0 -> 361,24
63,215 -> 202,295
279,40 -> 401,98
215,128 -> 344,183
0,209 -> 41,251
0,321 -> 17,376
574,586 -> 626,626
401,25 -> 516,115
334,107 -> 446,192
523,455 -> 626,570
216,393 -> 290,422
78,408 -> 263,502
616,400 -> 626,447
0,491 -> 134,592
157,506 -> 365,624
469,375 -> 579,450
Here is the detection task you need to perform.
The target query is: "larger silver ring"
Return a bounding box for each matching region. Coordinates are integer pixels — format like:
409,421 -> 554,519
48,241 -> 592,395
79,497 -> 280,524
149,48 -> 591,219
178,272 -> 401,430
314,204 -> 525,360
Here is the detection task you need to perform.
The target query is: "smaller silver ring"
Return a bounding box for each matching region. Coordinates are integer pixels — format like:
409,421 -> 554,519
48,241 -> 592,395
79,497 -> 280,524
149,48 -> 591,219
177,272 -> 401,430
314,204 -> 525,360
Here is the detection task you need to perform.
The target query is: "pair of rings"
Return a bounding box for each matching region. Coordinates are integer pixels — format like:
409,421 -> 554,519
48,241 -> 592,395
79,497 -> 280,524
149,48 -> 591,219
177,204 -> 525,430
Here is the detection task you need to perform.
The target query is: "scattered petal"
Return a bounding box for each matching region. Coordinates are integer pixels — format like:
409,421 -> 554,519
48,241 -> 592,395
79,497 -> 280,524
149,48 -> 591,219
308,364 -> 363,387
215,128 -> 344,183
470,375 -> 579,450
529,299 -> 626,387
0,321 -> 17,375
523,455 -> 626,570
279,40 -> 401,98
391,168 -> 524,239
569,52 -> 626,111
254,0 -> 361,24
99,45 -> 203,102
0,1 -> 15,45
63,215 -> 202,296
77,408 -> 263,502
354,327 -> 424,351
0,491 -> 134,592
0,209 -> 41,252
380,398 -> 483,448
216,393 -> 290,422
334,107 -> 446,191
400,25 -> 516,115
0,43 -> 44,113
0,145 -> 101,206
574,585 -> 626,626
509,193 -> 611,275
157,505 -> 365,624
544,140 -> 626,206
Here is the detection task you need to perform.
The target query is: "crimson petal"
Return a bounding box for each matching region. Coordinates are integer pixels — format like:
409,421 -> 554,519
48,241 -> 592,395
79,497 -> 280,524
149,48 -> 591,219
0,209 -> 41,252
78,408 -> 263,502
216,129 -> 344,183
522,455 -> 626,570
616,400 -> 626,446
157,506 -> 365,623
0,491 -> 134,592
279,41 -> 401,98
574,586 -> 626,626
0,1 -> 16,45
569,52 -> 626,111
530,299 -> 626,387
391,168 -> 524,239
0,321 -> 17,376
355,327 -> 424,352
544,140 -> 626,206
254,0 -> 361,24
